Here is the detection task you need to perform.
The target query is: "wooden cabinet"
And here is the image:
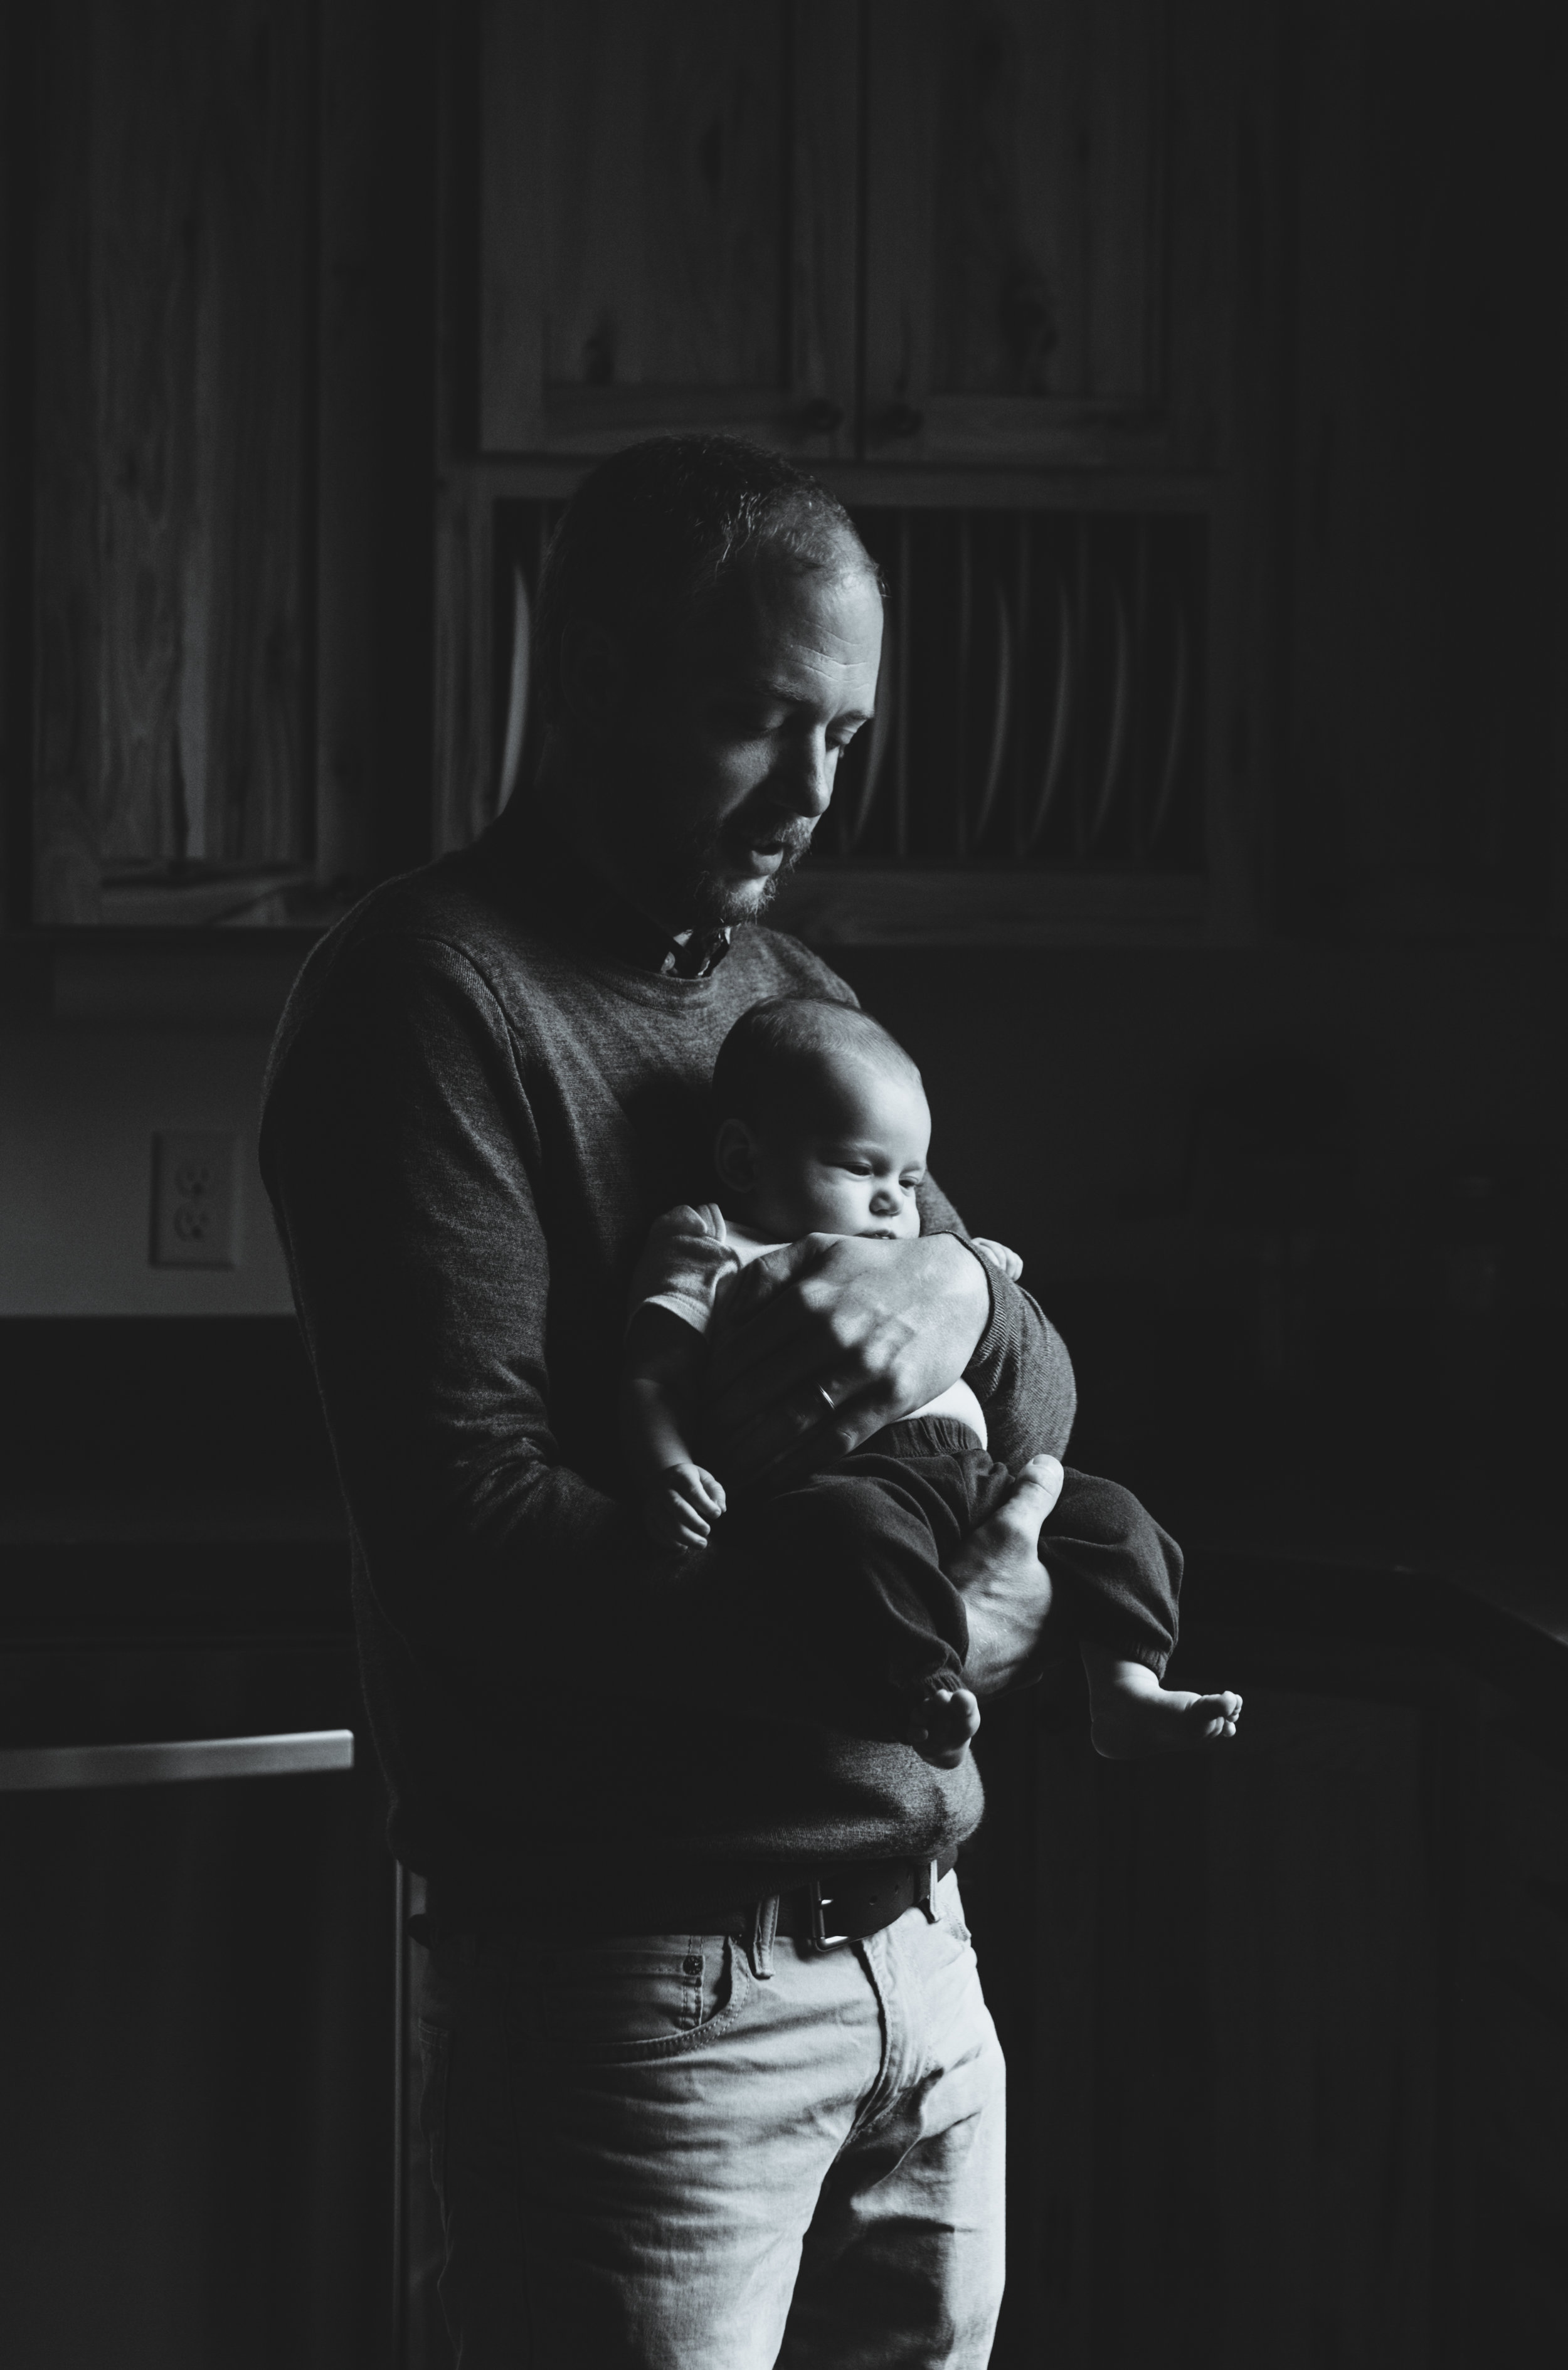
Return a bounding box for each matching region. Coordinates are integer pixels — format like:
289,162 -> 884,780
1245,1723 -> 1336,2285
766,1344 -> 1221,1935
477,0 -> 1226,472
29,0 -> 316,927
479,0 -> 858,460
860,0 -> 1222,470
960,1595 -> 1568,2370
11,0 -> 437,931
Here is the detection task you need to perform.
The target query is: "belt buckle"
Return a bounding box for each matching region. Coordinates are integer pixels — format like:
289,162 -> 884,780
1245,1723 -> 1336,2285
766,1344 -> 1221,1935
808,1877 -> 854,1952
920,1856 -> 941,1923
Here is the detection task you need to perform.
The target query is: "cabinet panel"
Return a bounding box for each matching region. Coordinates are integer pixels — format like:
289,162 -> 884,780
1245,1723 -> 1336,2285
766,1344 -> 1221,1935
0,1645 -> 392,2370
479,0 -> 857,458
862,0 -> 1182,467
33,0 -> 314,926
975,1684 -> 1450,2369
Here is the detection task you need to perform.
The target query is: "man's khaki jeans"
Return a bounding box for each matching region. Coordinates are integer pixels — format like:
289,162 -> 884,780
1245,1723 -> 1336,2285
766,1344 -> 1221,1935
415,1870 -> 1006,2367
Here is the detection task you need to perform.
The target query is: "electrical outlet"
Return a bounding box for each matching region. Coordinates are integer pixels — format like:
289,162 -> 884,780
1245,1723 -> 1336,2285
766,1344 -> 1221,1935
150,1132 -> 240,1269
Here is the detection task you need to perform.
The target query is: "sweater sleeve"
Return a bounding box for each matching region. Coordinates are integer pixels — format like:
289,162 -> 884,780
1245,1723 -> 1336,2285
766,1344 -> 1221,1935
261,935 -> 738,1703
915,1174 -> 1078,1469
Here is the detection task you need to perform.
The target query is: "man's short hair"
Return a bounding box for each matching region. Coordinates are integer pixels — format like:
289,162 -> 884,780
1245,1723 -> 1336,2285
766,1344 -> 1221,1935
534,435 -> 879,726
712,995 -> 921,1133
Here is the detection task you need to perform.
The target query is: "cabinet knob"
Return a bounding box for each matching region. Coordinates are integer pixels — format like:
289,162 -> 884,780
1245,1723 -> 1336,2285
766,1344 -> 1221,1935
874,401 -> 924,441
797,397 -> 845,436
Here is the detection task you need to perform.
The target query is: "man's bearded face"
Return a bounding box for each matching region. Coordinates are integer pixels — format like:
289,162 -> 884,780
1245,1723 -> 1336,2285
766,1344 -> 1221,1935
586,546 -> 884,933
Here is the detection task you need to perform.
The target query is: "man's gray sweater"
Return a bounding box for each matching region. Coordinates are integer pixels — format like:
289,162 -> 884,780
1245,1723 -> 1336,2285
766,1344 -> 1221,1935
260,827 -> 1078,1923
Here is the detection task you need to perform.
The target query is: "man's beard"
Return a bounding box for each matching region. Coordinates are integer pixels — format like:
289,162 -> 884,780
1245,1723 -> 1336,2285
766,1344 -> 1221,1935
675,811 -> 817,929
603,776 -> 820,933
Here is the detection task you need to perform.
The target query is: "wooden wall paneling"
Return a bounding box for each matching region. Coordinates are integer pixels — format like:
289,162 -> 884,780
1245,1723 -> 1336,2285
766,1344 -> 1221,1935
1281,3 -> 1564,942
788,0 -> 860,448
1199,0 -> 1279,944
188,0 -> 312,876
479,0 -> 547,452
1473,1714 -> 1568,2364
1,4 -> 34,929
316,0 -> 378,893
31,0 -> 314,925
32,0 -> 101,923
1275,4 -> 1364,943
479,0 -> 856,460
432,473 -> 492,854
1082,1687 -> 1443,2368
1019,1712 -> 1099,2367
861,0 -> 1172,468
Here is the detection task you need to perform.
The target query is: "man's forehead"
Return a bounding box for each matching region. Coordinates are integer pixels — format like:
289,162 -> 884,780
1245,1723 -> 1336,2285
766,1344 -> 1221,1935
688,556 -> 883,685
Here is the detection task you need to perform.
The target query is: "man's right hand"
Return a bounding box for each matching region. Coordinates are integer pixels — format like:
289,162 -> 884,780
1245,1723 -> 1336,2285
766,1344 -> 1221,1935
951,1454 -> 1064,1697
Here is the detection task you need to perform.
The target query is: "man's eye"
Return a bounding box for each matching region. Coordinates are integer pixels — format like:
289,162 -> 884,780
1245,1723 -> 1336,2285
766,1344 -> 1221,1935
715,703 -> 784,736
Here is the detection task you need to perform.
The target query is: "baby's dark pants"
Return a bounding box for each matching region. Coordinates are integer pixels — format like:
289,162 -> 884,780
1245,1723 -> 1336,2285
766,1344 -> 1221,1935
731,1416 -> 1184,1738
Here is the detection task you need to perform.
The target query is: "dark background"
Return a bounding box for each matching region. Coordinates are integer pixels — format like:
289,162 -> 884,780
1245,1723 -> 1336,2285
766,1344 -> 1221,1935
1,4 -> 1565,2367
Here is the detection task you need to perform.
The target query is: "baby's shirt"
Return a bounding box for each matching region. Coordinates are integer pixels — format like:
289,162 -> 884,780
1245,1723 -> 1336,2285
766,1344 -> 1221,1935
628,1202 -> 989,1449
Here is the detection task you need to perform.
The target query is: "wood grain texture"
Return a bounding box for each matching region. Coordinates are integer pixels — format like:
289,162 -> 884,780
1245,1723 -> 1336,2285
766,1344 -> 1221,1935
986,1676 -> 1456,2369
31,0 -> 312,924
479,0 -> 856,457
862,0 -> 1173,466
315,0 -> 378,891
431,474 -> 492,854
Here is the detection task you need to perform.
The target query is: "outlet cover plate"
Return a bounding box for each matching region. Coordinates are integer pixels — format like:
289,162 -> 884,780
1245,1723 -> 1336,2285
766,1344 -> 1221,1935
151,1132 -> 240,1269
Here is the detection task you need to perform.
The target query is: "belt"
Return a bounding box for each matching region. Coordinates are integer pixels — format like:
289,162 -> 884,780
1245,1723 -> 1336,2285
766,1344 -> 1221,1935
768,1847 -> 959,1948
416,1847 -> 960,1955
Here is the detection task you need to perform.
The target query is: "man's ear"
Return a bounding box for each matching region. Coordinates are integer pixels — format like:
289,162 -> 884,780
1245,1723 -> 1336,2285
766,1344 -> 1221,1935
714,1119 -> 758,1194
558,620 -> 625,728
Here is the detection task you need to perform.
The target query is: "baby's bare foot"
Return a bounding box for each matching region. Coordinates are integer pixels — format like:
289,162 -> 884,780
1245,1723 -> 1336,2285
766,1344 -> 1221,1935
1083,1651 -> 1241,1760
911,1686 -> 982,1769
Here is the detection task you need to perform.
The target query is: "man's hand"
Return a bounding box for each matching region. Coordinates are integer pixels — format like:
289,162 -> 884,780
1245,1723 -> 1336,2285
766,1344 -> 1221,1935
950,1454 -> 1064,1697
643,1463 -> 728,1551
702,1233 -> 990,1489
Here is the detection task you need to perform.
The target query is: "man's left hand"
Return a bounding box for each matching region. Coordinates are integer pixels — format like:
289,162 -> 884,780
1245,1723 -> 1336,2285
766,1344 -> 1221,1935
702,1233 -> 990,1488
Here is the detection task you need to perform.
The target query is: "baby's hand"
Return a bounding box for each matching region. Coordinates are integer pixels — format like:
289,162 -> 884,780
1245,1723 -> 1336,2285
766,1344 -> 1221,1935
971,1237 -> 1024,1281
644,1463 -> 727,1551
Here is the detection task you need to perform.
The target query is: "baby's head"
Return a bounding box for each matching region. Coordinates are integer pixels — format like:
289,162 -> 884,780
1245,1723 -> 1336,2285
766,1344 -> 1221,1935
711,997 -> 930,1242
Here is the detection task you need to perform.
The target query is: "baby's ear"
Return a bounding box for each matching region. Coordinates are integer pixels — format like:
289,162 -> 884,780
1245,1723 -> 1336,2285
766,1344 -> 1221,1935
714,1118 -> 758,1193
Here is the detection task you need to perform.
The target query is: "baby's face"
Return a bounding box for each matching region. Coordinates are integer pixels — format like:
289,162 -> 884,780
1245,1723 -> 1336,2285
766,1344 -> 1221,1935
744,1059 -> 931,1242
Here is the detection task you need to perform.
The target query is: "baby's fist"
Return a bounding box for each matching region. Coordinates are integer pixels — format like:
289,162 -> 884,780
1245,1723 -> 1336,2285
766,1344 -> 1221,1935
644,1463 -> 728,1552
972,1236 -> 1024,1281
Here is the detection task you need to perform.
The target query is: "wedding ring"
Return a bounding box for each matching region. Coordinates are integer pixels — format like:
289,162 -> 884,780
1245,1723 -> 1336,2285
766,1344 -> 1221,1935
813,1383 -> 837,1416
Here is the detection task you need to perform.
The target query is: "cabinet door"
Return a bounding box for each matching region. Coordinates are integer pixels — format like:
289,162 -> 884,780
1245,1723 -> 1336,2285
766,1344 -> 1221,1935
31,0 -> 315,927
861,0 -> 1220,469
479,0 -> 857,458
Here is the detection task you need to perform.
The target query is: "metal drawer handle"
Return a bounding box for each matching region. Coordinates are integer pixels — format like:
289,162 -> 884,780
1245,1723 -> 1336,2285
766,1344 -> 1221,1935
0,1729 -> 355,1793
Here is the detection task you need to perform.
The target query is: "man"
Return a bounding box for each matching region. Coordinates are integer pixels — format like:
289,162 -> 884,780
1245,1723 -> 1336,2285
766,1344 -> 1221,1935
261,436 -> 1074,2367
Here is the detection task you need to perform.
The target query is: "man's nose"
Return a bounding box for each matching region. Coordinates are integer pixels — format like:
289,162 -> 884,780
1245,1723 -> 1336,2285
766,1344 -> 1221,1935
776,733 -> 837,818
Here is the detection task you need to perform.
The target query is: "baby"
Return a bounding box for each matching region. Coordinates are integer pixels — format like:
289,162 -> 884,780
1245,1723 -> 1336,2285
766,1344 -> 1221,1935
622,995 -> 1241,1767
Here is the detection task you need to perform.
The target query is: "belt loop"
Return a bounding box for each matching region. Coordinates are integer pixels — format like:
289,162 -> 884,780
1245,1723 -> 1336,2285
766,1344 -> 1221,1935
747,1893 -> 779,1981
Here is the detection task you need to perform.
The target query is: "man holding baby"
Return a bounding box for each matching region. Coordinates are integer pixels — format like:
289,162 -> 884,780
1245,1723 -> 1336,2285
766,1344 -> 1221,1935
262,435 -> 1232,2368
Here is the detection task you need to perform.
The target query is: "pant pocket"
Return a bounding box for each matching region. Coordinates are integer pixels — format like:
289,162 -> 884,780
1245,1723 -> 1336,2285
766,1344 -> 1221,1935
524,1932 -> 752,2065
416,2018 -> 452,2211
